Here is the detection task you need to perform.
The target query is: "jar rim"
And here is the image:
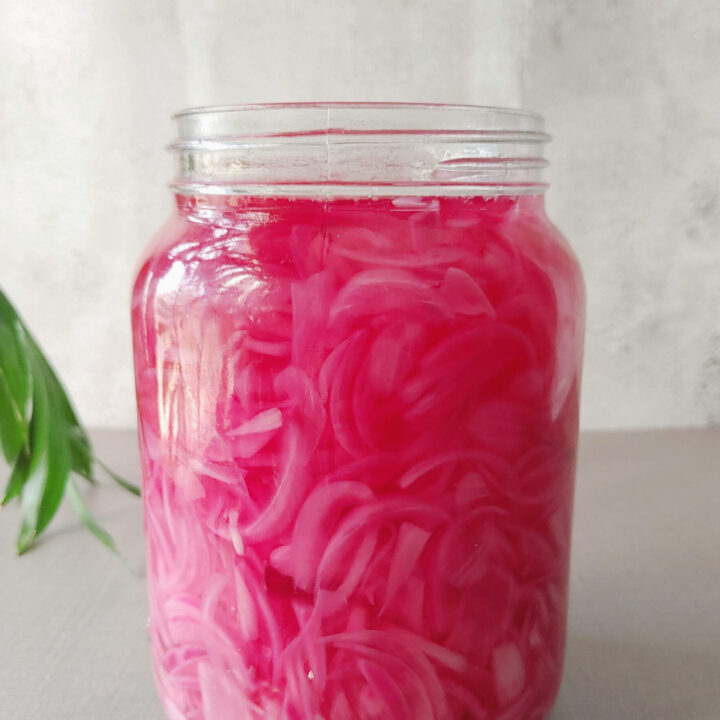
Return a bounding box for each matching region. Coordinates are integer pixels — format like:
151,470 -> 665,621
174,101 -> 542,116
172,102 -> 548,141
170,102 -> 550,197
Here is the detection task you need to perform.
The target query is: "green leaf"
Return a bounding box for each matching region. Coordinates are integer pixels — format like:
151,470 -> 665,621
0,298 -> 32,464
0,352 -> 28,462
34,358 -> 73,535
96,457 -> 141,497
28,336 -> 94,481
0,287 -> 137,554
2,448 -> 30,505
68,427 -> 94,481
16,359 -> 50,553
67,478 -> 118,553
17,351 -> 72,554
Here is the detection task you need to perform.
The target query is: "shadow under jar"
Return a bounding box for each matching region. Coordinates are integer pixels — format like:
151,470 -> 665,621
131,103 -> 585,720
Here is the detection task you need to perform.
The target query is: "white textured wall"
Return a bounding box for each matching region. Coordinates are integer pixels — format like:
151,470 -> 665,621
0,0 -> 718,430
524,0 -> 720,429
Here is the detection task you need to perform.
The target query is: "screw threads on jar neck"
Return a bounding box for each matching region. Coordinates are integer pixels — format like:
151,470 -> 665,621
170,103 -> 550,197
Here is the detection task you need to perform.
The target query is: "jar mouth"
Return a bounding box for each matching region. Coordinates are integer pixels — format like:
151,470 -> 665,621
170,102 -> 550,197
173,102 -> 547,137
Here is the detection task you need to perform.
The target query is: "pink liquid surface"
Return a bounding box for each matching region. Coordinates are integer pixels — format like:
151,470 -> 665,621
132,194 -> 584,720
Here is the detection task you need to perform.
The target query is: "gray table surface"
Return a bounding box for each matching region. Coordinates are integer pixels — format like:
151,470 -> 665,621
1,428 -> 718,720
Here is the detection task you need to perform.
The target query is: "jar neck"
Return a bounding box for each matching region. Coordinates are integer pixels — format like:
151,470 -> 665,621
169,103 -> 550,198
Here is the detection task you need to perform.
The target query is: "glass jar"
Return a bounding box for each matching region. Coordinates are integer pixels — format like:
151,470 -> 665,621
132,103 -> 585,720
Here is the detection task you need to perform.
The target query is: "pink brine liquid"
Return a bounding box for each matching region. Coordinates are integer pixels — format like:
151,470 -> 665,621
132,194 -> 584,720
